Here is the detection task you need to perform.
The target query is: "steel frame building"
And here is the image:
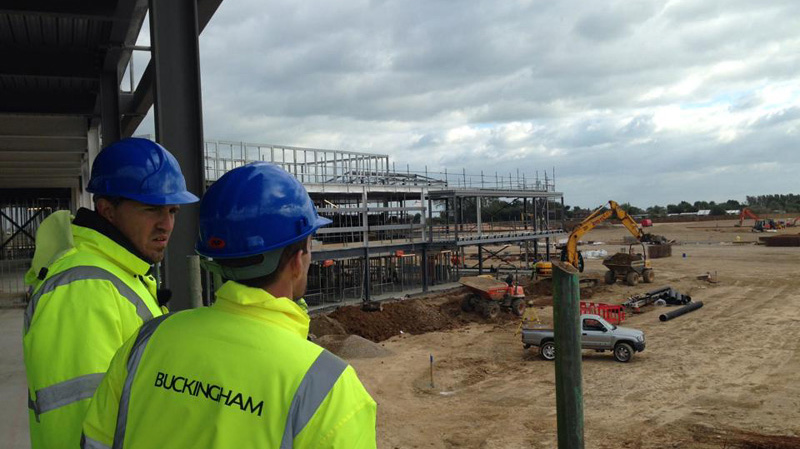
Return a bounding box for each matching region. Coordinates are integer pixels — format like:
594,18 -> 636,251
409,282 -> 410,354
200,138 -> 567,308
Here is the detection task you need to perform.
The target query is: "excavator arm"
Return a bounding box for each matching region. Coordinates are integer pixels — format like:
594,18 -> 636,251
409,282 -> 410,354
739,208 -> 759,226
563,200 -> 649,271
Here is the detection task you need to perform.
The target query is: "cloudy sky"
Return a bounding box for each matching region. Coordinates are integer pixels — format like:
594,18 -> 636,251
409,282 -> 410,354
137,0 -> 800,209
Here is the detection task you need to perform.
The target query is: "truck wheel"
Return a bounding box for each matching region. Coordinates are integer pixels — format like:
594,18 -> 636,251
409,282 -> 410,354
604,270 -> 616,285
625,271 -> 640,286
483,302 -> 500,319
510,298 -> 525,316
460,296 -> 474,312
613,342 -> 634,362
540,341 -> 556,361
643,269 -> 655,283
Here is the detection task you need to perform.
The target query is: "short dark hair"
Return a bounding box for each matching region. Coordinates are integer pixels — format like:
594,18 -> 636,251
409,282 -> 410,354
93,195 -> 125,208
217,237 -> 310,288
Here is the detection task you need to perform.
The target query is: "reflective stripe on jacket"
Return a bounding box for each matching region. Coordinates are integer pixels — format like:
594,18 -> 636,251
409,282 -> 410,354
82,281 -> 377,449
23,224 -> 163,449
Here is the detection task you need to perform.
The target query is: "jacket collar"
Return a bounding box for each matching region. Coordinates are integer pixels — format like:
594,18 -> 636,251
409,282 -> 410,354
72,208 -> 153,276
212,281 -> 310,339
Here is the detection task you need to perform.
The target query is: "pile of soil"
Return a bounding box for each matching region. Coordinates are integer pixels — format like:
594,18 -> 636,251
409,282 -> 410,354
315,334 -> 392,359
329,298 -> 462,342
328,292 -> 519,342
309,314 -> 347,338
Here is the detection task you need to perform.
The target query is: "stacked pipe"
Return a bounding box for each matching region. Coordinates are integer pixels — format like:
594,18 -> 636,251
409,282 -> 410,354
659,301 -> 703,322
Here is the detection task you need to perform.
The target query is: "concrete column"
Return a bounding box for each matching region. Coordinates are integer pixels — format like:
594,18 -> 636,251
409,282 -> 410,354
150,0 -> 206,310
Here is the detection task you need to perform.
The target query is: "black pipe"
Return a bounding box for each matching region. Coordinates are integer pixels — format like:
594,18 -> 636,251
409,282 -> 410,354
659,301 -> 703,322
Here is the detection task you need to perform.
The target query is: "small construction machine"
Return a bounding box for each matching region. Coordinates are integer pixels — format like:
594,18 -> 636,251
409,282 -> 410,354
602,243 -> 654,286
459,273 -> 526,319
737,208 -> 782,232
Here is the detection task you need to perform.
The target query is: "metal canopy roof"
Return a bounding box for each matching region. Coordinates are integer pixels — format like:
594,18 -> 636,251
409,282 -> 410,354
0,0 -> 222,190
0,0 -> 147,188
0,0 -> 148,116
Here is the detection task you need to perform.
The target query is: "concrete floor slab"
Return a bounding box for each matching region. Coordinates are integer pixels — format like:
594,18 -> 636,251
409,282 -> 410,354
1,308 -> 30,449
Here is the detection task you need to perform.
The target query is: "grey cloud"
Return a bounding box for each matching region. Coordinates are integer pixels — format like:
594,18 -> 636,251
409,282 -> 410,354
159,0 -> 800,208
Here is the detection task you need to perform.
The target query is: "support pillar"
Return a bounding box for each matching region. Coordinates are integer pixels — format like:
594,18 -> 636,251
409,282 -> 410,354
476,196 -> 482,237
100,71 -> 121,145
421,246 -> 429,292
478,245 -> 483,274
150,0 -> 206,311
552,261 -> 585,449
546,238 -> 551,260
363,247 -> 371,301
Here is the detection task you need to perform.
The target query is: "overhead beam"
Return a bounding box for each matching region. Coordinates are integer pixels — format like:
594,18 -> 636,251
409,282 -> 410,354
0,151 -> 84,162
0,177 -> 79,188
0,168 -> 82,177
0,47 -> 102,79
0,136 -> 87,152
120,0 -> 224,137
0,1 -> 119,19
0,115 -> 88,136
0,90 -> 95,115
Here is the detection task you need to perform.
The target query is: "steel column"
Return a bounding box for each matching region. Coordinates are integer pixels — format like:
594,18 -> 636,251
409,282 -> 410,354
421,246 -> 428,292
100,71 -> 121,145
150,0 -> 206,310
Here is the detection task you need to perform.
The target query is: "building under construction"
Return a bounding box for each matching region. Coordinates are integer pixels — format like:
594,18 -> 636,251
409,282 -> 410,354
202,139 -> 567,308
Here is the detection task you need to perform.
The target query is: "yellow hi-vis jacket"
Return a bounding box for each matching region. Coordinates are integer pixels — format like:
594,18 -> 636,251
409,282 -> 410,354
82,281 -> 377,449
23,222 -> 163,449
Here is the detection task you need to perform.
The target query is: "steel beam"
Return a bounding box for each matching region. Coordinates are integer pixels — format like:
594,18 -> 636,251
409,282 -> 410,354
0,1 -> 118,18
150,0 -> 206,310
101,71 -> 121,144
120,0 -> 224,137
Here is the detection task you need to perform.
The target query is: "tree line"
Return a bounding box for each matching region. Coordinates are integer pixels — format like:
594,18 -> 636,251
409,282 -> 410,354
565,194 -> 800,219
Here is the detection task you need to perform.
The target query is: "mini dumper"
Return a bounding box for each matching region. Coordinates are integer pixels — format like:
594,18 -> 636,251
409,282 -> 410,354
459,275 -> 526,319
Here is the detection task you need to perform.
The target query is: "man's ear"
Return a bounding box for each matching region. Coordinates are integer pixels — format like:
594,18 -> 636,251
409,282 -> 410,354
95,198 -> 115,223
289,250 -> 305,277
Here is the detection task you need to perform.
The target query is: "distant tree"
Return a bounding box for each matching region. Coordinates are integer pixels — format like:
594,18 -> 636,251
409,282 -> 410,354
693,201 -> 710,210
709,205 -> 727,216
666,204 -> 680,214
620,202 -> 644,215
646,205 -> 666,217
678,201 -> 697,213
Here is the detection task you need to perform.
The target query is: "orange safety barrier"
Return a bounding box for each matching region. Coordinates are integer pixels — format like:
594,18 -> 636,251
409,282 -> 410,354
580,301 -> 626,324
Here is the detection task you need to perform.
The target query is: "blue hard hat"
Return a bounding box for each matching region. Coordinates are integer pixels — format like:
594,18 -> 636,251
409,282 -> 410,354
87,137 -> 199,205
196,162 -> 332,259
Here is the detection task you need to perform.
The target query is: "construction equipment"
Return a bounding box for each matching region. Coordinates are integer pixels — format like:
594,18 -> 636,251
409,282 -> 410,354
737,208 -> 782,231
602,243 -> 654,285
622,286 -> 692,312
459,273 -> 526,319
561,200 -> 664,273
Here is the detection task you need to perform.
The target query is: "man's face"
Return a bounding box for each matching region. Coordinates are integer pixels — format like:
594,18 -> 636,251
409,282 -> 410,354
98,199 -> 179,263
292,240 -> 312,301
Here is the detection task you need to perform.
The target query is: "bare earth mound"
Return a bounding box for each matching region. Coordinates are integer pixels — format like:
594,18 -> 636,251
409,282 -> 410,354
316,334 -> 393,359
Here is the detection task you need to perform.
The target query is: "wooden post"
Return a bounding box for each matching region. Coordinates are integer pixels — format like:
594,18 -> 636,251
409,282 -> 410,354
553,261 -> 584,449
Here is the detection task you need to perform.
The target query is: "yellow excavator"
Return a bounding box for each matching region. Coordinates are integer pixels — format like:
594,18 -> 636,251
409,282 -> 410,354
535,200 -> 665,278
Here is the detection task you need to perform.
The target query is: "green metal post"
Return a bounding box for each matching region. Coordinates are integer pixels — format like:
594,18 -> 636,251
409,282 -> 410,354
552,261 -> 584,449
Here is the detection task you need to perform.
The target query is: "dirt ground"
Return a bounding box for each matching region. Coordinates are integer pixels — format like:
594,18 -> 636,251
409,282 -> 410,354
313,220 -> 800,448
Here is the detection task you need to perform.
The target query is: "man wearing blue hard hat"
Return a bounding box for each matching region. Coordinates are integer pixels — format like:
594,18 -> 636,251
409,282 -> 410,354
81,162 -> 377,448
23,137 -> 199,449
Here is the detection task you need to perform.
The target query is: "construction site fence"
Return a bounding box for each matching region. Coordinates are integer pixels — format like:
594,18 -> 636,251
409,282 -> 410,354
304,251 -> 459,308
0,197 -> 70,296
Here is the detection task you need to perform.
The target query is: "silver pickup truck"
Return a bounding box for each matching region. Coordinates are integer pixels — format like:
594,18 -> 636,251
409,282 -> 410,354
522,314 -> 645,362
